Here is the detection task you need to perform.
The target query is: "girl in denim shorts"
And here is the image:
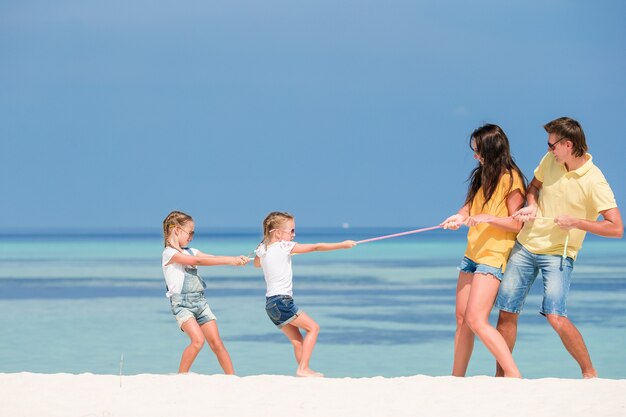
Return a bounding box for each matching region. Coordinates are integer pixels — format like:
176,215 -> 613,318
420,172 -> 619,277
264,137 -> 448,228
440,124 -> 527,378
162,211 -> 249,374
254,211 -> 356,377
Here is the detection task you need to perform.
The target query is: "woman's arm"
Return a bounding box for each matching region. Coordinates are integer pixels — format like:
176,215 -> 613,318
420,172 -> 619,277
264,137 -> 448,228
291,240 -> 356,254
440,204 -> 470,230
468,188 -> 525,232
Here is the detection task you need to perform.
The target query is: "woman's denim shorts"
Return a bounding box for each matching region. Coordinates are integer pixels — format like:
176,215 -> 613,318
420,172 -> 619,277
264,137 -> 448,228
170,292 -> 216,330
265,295 -> 301,328
458,256 -> 503,280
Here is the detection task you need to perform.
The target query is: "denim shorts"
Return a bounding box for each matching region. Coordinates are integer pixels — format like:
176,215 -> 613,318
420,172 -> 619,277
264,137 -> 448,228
458,256 -> 503,280
170,292 -> 216,329
495,241 -> 574,317
265,295 -> 301,328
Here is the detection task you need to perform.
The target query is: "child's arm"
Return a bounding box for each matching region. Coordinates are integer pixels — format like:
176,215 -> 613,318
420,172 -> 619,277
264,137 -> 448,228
167,252 -> 249,267
254,256 -> 261,268
291,240 -> 357,254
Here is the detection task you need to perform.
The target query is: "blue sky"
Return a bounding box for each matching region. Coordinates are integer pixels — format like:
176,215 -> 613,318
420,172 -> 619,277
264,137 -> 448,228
1,1 -> 625,230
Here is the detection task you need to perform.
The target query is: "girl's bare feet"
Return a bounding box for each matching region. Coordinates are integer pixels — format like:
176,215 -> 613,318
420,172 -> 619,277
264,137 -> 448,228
296,368 -> 324,377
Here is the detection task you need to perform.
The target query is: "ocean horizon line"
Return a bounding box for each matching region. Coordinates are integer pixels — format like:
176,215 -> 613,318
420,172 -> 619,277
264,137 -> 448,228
0,225 -> 454,238
0,226 -> 618,242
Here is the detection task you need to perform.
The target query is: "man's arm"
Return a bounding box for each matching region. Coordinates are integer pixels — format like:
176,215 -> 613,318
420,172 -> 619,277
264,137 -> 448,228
512,177 -> 542,222
555,207 -> 624,238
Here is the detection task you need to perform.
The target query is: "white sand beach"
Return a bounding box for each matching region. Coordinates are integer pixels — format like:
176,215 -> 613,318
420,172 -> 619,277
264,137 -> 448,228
2,372 -> 625,417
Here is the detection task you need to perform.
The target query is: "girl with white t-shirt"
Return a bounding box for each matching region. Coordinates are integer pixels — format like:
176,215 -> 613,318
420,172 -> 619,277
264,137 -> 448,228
254,211 -> 356,377
162,211 -> 249,374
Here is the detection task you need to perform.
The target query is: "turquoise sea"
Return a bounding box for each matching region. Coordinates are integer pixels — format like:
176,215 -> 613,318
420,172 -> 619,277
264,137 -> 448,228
1,228 -> 624,379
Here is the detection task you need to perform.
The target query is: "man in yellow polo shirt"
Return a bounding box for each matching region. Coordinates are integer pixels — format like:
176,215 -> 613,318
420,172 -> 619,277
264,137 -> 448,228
494,117 -> 623,378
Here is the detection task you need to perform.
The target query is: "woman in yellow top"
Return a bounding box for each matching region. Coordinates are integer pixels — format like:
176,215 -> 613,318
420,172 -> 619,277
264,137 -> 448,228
441,124 -> 526,378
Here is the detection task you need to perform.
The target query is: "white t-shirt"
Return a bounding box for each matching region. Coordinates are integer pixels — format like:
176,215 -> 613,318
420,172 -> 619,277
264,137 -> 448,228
162,247 -> 198,298
256,241 -> 297,297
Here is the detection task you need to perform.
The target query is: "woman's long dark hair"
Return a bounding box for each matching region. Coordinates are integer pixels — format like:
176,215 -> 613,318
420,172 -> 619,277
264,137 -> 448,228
464,124 -> 527,209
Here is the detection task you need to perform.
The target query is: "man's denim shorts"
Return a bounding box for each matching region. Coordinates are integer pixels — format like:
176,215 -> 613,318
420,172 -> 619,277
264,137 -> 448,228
495,241 -> 574,317
458,256 -> 504,280
265,295 -> 301,328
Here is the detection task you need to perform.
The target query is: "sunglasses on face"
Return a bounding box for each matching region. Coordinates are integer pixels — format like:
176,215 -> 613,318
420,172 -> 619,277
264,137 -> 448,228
271,228 -> 295,234
547,137 -> 566,150
179,227 -> 195,237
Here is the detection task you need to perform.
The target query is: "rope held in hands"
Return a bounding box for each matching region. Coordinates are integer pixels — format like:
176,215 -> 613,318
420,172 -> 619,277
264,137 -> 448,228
249,215 -> 569,269
247,225 -> 443,259
355,215 -> 569,269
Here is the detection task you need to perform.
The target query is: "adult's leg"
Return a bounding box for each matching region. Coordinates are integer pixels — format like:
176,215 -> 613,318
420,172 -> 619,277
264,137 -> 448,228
544,314 -> 597,378
289,312 -> 322,377
280,323 -> 304,364
495,311 -> 519,377
494,243 -> 538,377
465,274 -> 521,378
200,320 -> 235,374
540,257 -> 596,378
452,272 -> 474,376
179,318 -> 206,373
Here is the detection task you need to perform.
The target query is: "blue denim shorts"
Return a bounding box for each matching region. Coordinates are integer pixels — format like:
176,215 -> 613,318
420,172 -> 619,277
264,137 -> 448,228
495,241 -> 574,317
458,256 -> 503,280
170,292 -> 216,329
265,295 -> 301,328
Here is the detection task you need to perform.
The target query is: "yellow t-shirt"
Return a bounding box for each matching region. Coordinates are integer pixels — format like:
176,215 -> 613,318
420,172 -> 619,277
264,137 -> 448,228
464,171 -> 525,271
517,153 -> 617,260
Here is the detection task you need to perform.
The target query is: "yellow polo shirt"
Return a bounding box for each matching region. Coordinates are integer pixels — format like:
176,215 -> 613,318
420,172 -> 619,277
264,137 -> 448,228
517,153 -> 617,260
465,171 -> 525,271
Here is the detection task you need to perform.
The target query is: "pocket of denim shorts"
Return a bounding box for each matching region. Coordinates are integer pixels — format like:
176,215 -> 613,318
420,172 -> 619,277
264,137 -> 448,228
266,303 -> 281,321
170,299 -> 183,315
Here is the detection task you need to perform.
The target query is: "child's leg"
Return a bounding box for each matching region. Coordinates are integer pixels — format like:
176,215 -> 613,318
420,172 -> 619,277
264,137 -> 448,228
280,323 -> 304,364
179,318 -> 206,373
452,272 -> 474,376
289,312 -> 322,377
200,321 -> 235,375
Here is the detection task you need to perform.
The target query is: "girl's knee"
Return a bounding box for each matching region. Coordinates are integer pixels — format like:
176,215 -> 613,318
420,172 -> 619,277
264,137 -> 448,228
207,338 -> 226,353
290,339 -> 303,350
190,338 -> 205,351
309,322 -> 320,334
208,340 -> 225,352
